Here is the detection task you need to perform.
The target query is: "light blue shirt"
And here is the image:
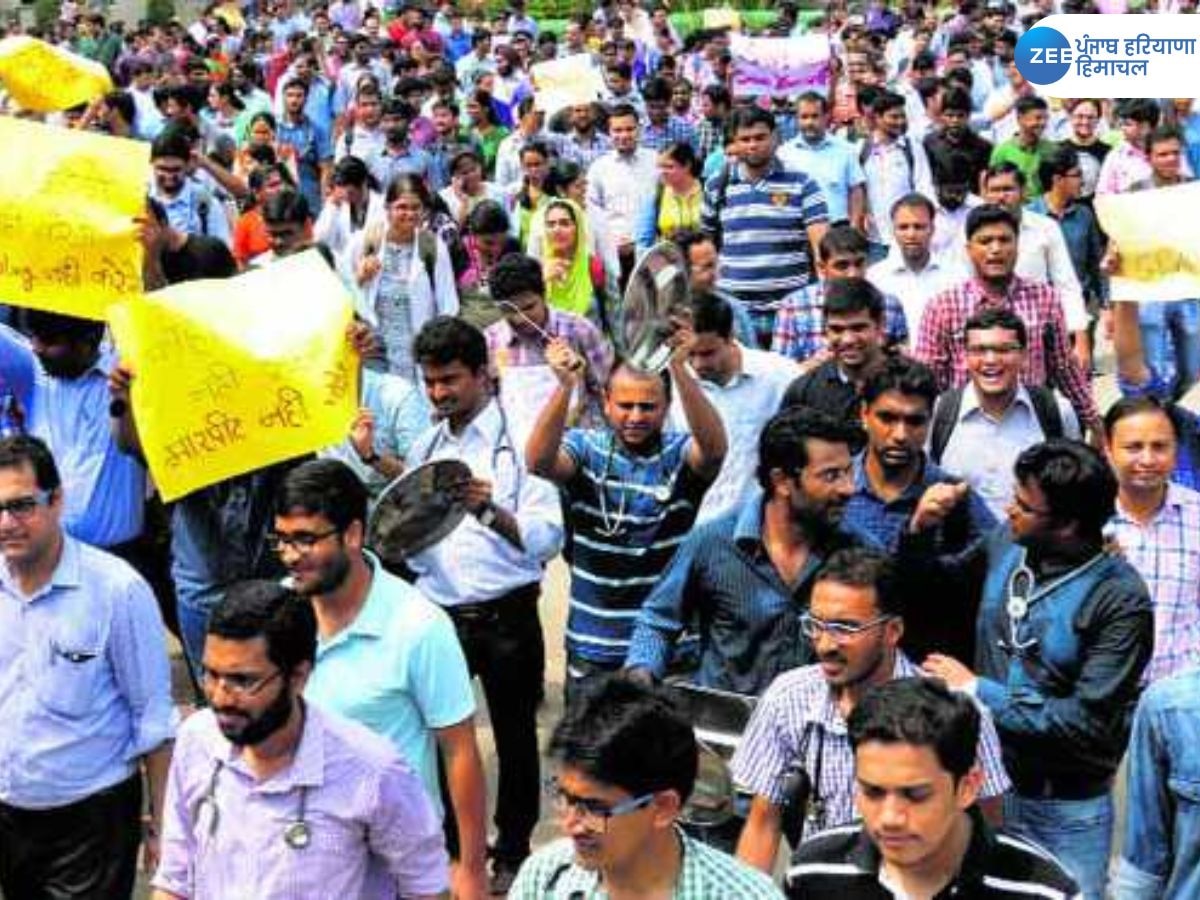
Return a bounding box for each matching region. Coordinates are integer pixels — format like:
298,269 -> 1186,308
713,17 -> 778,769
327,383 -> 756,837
0,327 -> 146,548
777,132 -> 866,223
304,555 -> 475,811
0,536 -> 176,809
149,177 -> 232,248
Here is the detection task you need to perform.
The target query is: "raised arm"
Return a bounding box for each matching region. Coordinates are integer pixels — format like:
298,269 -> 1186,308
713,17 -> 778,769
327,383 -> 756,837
524,338 -> 582,484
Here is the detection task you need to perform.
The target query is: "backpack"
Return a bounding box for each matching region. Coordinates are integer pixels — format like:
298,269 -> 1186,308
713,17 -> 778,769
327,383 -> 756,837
929,384 -> 1065,465
859,135 -> 916,191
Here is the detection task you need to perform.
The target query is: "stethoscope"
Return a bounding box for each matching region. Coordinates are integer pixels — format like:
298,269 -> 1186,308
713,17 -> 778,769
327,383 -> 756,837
419,396 -> 522,512
195,759 -> 313,852
1000,549 -> 1108,656
594,433 -> 677,538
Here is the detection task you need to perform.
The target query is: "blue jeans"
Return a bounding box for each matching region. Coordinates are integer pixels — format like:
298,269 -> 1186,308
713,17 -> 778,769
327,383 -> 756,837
174,577 -> 226,686
1004,792 -> 1113,900
1138,300 -> 1200,396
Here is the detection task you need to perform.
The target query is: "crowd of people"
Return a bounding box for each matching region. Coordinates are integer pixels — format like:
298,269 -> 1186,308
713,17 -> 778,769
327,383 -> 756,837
2,0 -> 1200,897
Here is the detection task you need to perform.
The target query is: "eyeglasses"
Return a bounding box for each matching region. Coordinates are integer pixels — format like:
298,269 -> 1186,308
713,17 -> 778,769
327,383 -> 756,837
800,613 -> 894,643
0,489 -> 54,520
966,342 -> 1023,357
1010,493 -> 1052,518
201,667 -> 283,697
547,779 -> 655,832
266,528 -> 339,553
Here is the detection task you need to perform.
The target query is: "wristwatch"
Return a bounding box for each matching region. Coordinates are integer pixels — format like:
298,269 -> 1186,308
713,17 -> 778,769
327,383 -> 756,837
476,502 -> 498,528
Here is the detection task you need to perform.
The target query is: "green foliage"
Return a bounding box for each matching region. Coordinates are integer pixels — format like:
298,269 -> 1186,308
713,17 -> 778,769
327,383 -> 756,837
33,0 -> 60,30
145,0 -> 177,27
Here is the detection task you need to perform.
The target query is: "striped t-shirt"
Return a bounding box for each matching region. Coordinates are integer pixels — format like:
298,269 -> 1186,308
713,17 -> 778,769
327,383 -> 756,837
701,156 -> 829,311
561,429 -> 709,665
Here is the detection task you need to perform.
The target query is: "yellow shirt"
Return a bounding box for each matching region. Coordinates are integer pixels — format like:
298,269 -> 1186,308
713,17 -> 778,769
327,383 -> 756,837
656,185 -> 702,240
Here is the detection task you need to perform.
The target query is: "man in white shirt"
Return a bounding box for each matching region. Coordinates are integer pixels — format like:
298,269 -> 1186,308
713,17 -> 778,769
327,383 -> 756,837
867,192 -> 954,335
672,292 -> 797,523
585,102 -> 658,284
404,317 -> 564,894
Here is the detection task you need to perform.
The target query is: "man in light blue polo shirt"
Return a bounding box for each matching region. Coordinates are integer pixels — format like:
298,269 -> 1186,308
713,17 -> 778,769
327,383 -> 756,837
778,90 -> 867,230
271,459 -> 490,900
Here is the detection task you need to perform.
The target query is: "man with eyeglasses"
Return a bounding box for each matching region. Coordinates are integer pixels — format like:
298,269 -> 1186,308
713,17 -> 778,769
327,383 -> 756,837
0,435 -> 175,900
506,675 -> 782,899
150,579 -> 448,900
923,440 -> 1153,900
731,548 -> 1009,874
270,459 -> 490,900
929,308 -> 1078,521
148,125 -> 232,248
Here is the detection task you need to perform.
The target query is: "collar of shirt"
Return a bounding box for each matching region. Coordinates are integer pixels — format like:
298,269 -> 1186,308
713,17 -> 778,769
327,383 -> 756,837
732,495 -> 768,554
958,382 -> 1036,425
852,452 -> 939,504
787,133 -> 833,152
815,652 -> 919,735
494,307 -> 566,348
964,273 -> 1034,306
316,552 -> 392,654
880,246 -> 947,277
0,532 -> 82,603
1112,482 -> 1191,528
197,701 -> 327,792
849,805 -> 997,887
735,155 -> 783,184
427,397 -> 504,453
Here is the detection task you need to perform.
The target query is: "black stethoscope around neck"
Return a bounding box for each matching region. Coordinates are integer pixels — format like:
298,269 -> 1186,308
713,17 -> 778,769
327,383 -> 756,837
195,758 -> 313,852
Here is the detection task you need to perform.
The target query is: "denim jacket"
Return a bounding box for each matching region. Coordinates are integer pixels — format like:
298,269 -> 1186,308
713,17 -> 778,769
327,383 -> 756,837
1113,670 -> 1200,899
973,533 -> 1154,787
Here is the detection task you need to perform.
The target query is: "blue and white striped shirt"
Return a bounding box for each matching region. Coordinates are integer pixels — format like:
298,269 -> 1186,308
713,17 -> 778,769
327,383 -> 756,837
700,156 -> 829,311
561,429 -> 709,665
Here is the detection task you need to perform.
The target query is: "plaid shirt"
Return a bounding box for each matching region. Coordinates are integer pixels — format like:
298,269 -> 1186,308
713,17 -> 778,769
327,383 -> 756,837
695,116 -> 725,163
642,116 -> 699,152
914,276 -> 1099,425
562,130 -> 612,169
1107,484 -> 1200,683
731,653 -> 1011,833
771,281 -> 909,363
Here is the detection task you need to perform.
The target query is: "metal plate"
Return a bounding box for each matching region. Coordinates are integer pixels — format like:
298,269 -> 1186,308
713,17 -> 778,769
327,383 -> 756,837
366,459 -> 472,565
613,242 -> 691,373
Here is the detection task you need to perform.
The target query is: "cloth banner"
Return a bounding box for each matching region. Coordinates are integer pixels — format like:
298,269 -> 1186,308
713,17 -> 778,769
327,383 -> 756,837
0,116 -> 145,321
0,36 -> 113,112
530,53 -> 606,116
108,251 -> 359,502
1095,182 -> 1200,303
729,34 -> 832,98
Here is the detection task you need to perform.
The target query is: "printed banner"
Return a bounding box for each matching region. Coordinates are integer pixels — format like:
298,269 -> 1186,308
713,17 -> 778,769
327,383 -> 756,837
1095,181 -> 1200,303
0,116 -> 146,320
0,36 -> 113,112
702,8 -> 742,31
729,35 -> 832,98
108,252 -> 359,502
530,53 -> 606,116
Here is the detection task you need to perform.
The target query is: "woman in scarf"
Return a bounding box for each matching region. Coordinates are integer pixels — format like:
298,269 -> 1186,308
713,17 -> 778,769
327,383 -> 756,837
532,198 -> 607,323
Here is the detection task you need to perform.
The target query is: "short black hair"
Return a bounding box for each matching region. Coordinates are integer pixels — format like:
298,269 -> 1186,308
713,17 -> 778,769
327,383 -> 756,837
690,291 -> 733,339
549,675 -> 698,802
490,253 -> 545,303
872,89 -> 905,116
984,160 -> 1026,188
150,124 -> 193,161
261,188 -> 311,226
206,580 -> 317,675
1014,94 -> 1048,117
413,315 -> 488,373
861,356 -> 939,410
941,85 -> 972,115
0,435 -> 61,492
824,277 -> 884,322
796,89 -> 828,112
848,677 -> 981,780
1038,144 -> 1080,193
756,406 -> 859,492
608,101 -> 639,124
965,203 -> 1019,240
18,308 -> 106,348
466,199 -> 512,236
964,307 -> 1027,347
277,458 -> 368,533
1148,123 -> 1185,151
729,104 -> 775,134
1117,97 -> 1161,128
1014,439 -> 1117,538
817,224 -> 869,262
1104,394 -> 1179,442
815,547 -> 901,617
671,227 -> 716,262
890,191 -> 935,221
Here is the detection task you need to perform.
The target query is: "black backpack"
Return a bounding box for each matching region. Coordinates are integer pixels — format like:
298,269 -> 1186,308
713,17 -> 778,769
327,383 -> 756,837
930,385 -> 1065,465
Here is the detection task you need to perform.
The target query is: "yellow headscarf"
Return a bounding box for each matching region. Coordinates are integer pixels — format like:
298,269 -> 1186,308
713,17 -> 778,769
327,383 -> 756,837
538,199 -> 595,318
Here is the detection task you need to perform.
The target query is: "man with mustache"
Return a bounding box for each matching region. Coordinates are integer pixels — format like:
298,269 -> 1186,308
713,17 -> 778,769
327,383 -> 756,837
732,549 -> 1010,874
150,580 -> 448,899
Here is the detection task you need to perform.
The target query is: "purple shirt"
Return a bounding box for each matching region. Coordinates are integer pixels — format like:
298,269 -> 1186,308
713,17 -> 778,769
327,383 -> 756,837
153,704 -> 448,899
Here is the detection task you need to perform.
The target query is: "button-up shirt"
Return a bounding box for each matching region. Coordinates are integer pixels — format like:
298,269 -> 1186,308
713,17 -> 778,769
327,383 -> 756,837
772,281 -> 909,363
859,134 -> 935,245
509,828 -> 784,899
152,703 -> 448,900
777,132 -> 867,224
150,177 -> 232,247
936,383 -> 1080,521
669,346 -> 797,523
625,497 -> 861,695
561,129 -> 612,169
1107,484 -> 1200,683
641,115 -> 698,152
866,249 -> 954,336
586,147 -> 660,245
732,654 -> 1011,832
404,399 -> 564,606
915,275 -> 1099,425
0,536 -> 175,809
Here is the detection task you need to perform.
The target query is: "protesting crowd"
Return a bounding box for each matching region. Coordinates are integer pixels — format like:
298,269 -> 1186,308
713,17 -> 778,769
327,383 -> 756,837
3,0 -> 1200,897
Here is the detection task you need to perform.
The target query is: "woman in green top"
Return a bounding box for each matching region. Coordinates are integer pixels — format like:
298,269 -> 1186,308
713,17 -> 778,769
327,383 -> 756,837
534,199 -> 606,321
465,88 -> 510,179
511,140 -> 552,248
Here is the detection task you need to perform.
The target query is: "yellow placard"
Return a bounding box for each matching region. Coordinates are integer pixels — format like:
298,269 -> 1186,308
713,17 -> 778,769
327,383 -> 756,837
0,116 -> 146,321
108,252 -> 359,502
529,53 -> 606,116
702,8 -> 742,31
1095,181 -> 1200,303
0,36 -> 113,112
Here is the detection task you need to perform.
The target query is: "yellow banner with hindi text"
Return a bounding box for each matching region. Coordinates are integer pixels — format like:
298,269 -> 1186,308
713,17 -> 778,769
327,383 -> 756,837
1095,181 -> 1200,303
